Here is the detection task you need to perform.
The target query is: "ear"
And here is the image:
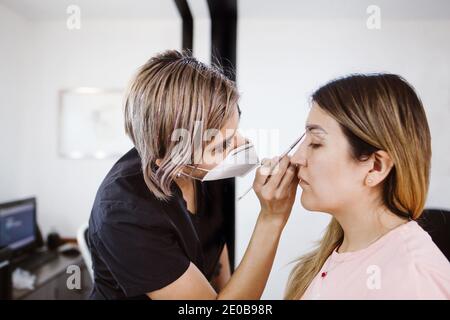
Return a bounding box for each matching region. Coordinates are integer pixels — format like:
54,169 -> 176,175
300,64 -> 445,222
365,150 -> 394,187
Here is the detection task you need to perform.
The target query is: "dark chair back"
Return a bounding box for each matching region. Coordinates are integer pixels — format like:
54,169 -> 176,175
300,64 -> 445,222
418,208 -> 450,262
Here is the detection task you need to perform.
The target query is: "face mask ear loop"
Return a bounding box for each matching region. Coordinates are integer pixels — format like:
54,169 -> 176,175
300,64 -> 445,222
189,164 -> 197,176
192,163 -> 206,180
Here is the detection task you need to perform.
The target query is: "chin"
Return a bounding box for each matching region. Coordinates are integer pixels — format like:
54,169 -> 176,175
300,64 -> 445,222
300,193 -> 316,211
300,193 -> 330,213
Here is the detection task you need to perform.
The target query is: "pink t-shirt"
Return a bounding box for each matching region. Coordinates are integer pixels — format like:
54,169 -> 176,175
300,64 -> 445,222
301,221 -> 450,299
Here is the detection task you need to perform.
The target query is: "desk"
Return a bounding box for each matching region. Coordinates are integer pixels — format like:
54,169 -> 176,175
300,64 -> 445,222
13,253 -> 92,300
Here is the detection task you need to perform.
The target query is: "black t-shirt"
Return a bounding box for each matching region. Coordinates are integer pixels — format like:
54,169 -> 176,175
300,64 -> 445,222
87,148 -> 226,299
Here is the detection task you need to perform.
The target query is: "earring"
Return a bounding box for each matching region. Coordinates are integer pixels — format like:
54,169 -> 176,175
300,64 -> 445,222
367,178 -> 373,185
176,172 -> 182,178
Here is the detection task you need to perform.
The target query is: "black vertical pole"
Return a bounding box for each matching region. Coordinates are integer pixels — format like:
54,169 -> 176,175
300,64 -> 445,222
207,0 -> 238,272
174,0 -> 193,52
207,0 -> 237,82
174,0 -> 238,273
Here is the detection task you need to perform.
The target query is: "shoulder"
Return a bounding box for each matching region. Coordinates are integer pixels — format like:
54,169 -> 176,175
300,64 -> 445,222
96,148 -> 148,202
387,221 -> 450,298
399,221 -> 449,267
89,148 -> 170,235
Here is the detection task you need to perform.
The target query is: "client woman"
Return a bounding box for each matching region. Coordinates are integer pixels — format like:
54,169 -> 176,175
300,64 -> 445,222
285,73 -> 450,299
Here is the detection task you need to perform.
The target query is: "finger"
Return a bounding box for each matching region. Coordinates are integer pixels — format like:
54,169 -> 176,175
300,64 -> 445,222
288,174 -> 300,199
259,157 -> 278,176
277,163 -> 298,194
254,158 -> 271,187
266,156 -> 290,189
275,171 -> 298,201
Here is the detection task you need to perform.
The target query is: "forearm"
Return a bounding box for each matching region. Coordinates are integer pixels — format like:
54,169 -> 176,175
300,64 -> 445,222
148,157 -> 297,300
217,213 -> 284,300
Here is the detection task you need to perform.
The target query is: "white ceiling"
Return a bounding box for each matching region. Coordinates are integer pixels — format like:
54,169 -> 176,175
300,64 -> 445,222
1,0 -> 450,21
0,0 -> 179,20
239,0 -> 450,20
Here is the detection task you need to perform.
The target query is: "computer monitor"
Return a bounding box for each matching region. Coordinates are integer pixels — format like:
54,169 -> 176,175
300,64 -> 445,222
0,197 -> 43,258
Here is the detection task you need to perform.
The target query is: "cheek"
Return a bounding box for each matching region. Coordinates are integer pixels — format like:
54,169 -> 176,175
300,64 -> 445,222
201,151 -> 220,169
201,147 -> 229,169
301,155 -> 359,211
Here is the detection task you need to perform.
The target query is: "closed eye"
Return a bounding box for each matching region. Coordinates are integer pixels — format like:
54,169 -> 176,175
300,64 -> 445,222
309,143 -> 321,149
223,137 -> 233,150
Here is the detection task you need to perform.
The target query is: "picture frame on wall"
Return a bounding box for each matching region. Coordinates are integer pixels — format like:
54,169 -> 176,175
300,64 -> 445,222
57,88 -> 132,159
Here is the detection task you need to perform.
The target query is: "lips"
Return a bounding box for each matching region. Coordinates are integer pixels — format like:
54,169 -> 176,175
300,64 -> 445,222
298,174 -> 309,185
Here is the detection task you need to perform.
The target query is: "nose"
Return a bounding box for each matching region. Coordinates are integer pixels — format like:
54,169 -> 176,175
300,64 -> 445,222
290,139 -> 307,167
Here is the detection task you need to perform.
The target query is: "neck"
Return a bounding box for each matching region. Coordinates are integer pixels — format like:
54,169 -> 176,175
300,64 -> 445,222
333,201 -> 408,253
174,176 -> 197,214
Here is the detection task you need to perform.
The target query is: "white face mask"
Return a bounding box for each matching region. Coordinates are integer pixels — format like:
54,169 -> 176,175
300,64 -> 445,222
183,143 -> 259,181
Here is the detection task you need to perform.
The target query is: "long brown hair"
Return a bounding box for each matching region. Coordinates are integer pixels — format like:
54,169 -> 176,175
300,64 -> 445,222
285,73 -> 432,299
124,50 -> 238,200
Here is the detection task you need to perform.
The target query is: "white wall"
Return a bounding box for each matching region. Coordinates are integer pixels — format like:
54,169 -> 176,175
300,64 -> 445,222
236,17 -> 450,299
0,3 -> 181,237
0,5 -> 29,200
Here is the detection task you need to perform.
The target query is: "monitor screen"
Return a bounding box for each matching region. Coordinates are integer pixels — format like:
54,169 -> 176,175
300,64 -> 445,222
0,198 -> 38,255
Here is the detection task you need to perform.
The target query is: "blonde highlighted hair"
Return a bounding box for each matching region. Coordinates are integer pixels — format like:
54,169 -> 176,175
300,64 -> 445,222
124,50 -> 239,200
285,74 -> 432,299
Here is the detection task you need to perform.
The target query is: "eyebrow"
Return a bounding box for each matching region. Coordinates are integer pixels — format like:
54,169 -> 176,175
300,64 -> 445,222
305,124 -> 328,134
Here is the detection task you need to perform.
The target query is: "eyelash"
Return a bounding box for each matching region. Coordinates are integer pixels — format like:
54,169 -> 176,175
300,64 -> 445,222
212,139 -> 233,154
223,139 -> 233,150
309,143 -> 321,149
